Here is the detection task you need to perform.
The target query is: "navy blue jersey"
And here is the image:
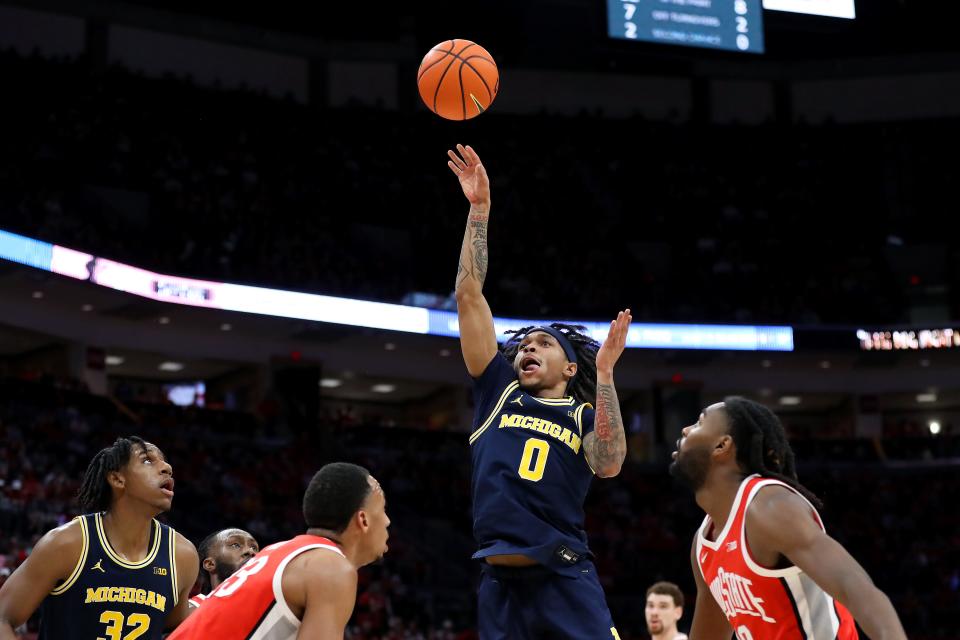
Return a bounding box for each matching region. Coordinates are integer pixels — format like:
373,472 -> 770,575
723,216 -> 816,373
470,353 -> 596,576
39,513 -> 180,640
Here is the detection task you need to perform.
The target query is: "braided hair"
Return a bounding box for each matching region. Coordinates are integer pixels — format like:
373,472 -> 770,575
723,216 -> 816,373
501,323 -> 601,405
77,436 -> 147,513
722,397 -> 822,509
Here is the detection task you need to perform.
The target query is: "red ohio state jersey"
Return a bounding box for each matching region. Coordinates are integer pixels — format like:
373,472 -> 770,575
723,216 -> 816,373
169,535 -> 344,640
696,475 -> 859,640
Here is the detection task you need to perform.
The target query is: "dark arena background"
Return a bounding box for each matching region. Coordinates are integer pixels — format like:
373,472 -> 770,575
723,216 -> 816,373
1,0 -> 959,638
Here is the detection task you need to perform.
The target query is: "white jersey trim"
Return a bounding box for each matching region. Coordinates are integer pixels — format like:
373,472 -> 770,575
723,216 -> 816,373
738,478 -> 825,578
269,542 -> 346,630
785,573 -> 815,631
187,592 -> 208,609
827,588 -> 842,635
783,572 -> 843,640
697,473 -> 759,551
694,531 -> 707,585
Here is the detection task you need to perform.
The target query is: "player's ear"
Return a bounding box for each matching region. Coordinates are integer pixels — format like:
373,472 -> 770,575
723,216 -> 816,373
107,469 -> 125,490
563,361 -> 577,380
202,557 -> 216,573
714,435 -> 734,459
356,509 -> 370,532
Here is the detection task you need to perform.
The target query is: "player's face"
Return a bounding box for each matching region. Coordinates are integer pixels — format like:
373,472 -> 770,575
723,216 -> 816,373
117,443 -> 175,512
645,594 -> 682,635
359,476 -> 390,566
669,403 -> 727,491
209,529 -> 259,582
513,332 -> 574,393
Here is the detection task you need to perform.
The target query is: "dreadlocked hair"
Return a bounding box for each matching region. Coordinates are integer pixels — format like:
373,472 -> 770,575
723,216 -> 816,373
722,397 -> 823,510
77,436 -> 147,513
501,323 -> 601,405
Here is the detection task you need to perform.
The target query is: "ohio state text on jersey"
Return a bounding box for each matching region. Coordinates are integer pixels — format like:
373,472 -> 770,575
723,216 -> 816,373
695,475 -> 858,640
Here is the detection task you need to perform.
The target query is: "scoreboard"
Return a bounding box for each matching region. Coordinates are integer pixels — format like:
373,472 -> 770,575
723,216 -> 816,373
608,0 -> 764,53
763,0 -> 855,19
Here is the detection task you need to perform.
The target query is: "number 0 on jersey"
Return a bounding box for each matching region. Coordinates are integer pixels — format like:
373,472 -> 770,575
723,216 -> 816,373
518,438 -> 550,482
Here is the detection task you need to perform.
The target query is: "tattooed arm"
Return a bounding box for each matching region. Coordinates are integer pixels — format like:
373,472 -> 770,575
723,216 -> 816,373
584,310 -> 632,478
448,144 -> 498,377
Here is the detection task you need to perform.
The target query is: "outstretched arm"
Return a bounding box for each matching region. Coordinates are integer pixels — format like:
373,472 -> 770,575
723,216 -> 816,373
747,487 -> 906,640
584,310 -> 631,477
449,144 -> 498,377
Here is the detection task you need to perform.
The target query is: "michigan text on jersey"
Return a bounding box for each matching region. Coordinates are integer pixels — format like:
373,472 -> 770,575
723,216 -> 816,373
498,414 -> 582,453
84,586 -> 168,612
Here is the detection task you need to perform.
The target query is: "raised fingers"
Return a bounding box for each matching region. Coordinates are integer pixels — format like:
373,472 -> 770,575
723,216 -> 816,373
605,318 -> 618,342
464,144 -> 481,165
612,309 -> 632,346
448,148 -> 467,171
619,309 -> 632,337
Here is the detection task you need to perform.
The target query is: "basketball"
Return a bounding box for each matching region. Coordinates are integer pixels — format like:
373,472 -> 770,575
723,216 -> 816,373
417,39 -> 499,120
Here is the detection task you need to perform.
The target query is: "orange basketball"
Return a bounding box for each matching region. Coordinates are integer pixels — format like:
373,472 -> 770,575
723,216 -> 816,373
417,39 -> 499,121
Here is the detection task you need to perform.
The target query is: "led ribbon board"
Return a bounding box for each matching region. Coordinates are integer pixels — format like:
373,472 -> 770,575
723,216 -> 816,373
0,229 -> 793,351
857,328 -> 960,351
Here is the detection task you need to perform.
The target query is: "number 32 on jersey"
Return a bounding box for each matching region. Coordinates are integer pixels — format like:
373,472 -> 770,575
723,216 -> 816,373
97,611 -> 149,640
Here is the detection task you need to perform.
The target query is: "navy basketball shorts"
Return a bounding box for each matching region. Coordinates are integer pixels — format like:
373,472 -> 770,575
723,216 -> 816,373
477,561 -> 621,640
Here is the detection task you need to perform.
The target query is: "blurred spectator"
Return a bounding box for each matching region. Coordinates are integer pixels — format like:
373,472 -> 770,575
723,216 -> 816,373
2,49 -> 953,325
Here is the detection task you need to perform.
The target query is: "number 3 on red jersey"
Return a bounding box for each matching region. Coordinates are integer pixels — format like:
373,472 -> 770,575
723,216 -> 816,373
213,555 -> 270,598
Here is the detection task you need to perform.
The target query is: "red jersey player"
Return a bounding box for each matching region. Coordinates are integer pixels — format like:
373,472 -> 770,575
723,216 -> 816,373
188,528 -> 260,609
169,462 -> 389,640
670,397 -> 906,640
